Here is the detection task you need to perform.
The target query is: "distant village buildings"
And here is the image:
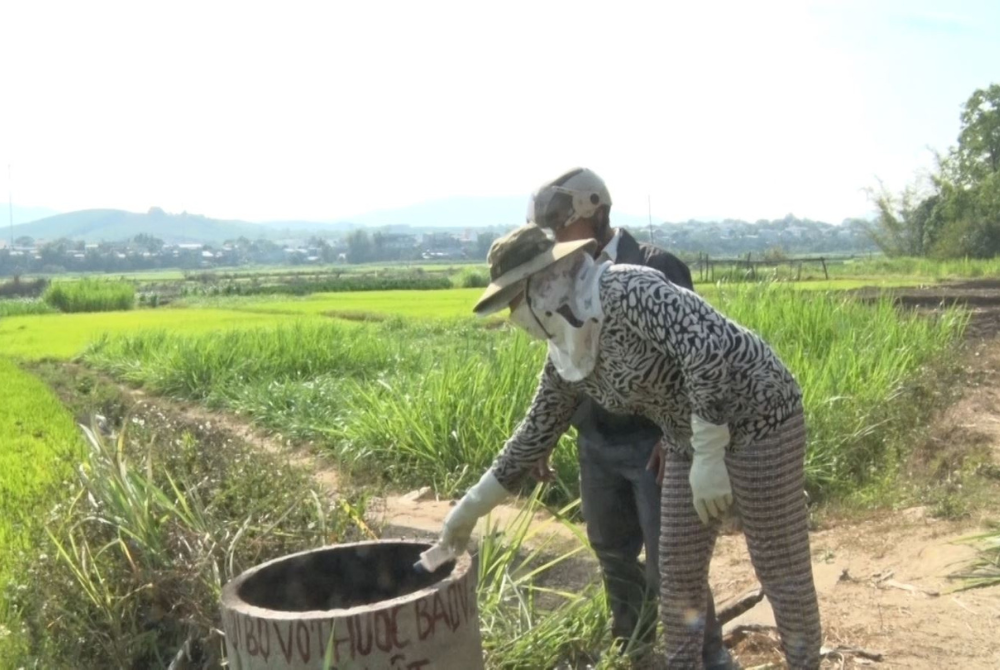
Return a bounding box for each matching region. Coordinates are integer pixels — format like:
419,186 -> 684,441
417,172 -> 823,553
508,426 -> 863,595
0,217 -> 878,276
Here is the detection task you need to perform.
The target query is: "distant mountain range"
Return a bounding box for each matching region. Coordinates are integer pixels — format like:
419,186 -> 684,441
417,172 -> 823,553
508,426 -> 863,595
8,209 -> 379,245
10,209 -> 273,244
6,197 -> 869,247
6,197 -> 534,244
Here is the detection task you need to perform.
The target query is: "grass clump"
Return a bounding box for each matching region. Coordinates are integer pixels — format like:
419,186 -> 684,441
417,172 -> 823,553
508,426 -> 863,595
477,491 -> 614,669
43,279 -> 135,313
953,527 -> 1000,591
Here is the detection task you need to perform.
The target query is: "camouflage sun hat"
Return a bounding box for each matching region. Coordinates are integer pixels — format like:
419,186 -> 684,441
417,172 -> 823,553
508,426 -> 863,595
473,224 -> 597,316
527,167 -> 612,231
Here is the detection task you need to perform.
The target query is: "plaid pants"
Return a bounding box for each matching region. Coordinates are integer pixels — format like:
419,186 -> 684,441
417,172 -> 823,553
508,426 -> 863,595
659,411 -> 821,669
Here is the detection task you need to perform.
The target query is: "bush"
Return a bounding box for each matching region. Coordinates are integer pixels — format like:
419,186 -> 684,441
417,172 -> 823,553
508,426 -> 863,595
454,267 -> 490,288
43,280 -> 135,313
0,276 -> 48,298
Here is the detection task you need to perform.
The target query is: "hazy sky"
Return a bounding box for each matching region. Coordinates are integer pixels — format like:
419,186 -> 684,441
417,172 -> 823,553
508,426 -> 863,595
2,0 -> 998,224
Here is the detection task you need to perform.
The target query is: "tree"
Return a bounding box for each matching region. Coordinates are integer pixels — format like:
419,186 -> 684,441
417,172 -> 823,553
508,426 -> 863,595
476,232 -> 497,259
928,84 -> 1000,257
38,238 -> 72,266
132,233 -> 164,253
957,84 -> 1000,183
932,170 -> 1000,258
372,231 -> 387,261
346,229 -> 373,263
14,236 -> 34,247
308,236 -> 337,263
868,84 -> 1000,258
864,180 -> 934,257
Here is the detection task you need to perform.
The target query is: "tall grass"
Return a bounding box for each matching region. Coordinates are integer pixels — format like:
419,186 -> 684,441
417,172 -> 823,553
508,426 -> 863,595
477,490 -> 614,669
708,284 -> 968,496
334,334 -> 575,496
85,287 -> 967,503
43,279 -> 135,313
8,412 -> 370,668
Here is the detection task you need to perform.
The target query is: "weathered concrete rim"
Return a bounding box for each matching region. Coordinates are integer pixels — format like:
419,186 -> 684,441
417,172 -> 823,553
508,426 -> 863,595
220,539 -> 473,621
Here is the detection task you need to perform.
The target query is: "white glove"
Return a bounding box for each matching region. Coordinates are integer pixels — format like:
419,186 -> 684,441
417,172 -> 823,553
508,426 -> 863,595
689,415 -> 733,525
439,470 -> 509,555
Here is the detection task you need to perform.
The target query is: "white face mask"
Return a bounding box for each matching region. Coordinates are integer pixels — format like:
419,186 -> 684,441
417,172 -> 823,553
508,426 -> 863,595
520,253 -> 610,381
508,296 -> 550,341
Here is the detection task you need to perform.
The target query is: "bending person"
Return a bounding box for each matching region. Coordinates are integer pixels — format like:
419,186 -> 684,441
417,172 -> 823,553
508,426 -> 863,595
436,223 -> 822,669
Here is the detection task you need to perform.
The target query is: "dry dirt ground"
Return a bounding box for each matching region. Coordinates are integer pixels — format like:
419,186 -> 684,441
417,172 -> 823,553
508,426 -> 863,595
53,281 -> 1000,669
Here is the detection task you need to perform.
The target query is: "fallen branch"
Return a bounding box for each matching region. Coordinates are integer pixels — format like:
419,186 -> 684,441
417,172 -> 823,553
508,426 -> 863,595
718,587 -> 766,625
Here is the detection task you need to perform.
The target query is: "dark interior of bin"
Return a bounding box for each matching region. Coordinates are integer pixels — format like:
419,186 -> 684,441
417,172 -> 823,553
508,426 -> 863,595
238,543 -> 456,611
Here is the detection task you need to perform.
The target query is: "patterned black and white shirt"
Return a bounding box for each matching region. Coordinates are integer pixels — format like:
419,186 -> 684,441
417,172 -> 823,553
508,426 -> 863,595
491,264 -> 803,491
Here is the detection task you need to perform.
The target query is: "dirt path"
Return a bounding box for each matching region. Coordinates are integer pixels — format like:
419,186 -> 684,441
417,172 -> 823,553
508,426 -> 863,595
715,513 -> 999,669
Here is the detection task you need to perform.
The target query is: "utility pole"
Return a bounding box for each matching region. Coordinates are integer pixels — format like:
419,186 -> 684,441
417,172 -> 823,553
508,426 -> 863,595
8,165 -> 13,248
8,164 -> 13,248
647,194 -> 654,244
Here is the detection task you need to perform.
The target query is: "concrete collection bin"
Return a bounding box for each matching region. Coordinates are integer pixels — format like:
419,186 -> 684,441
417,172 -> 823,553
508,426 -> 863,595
221,540 -> 483,670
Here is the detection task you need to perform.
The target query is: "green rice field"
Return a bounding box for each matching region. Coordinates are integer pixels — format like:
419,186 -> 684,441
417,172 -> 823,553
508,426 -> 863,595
0,308 -> 293,360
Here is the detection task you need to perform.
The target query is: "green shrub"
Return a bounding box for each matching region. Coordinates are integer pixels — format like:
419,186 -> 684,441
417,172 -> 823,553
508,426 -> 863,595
454,267 -> 490,288
43,280 -> 135,313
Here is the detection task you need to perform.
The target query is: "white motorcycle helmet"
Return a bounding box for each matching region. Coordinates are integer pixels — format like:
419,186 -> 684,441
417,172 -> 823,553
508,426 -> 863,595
527,167 -> 613,231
